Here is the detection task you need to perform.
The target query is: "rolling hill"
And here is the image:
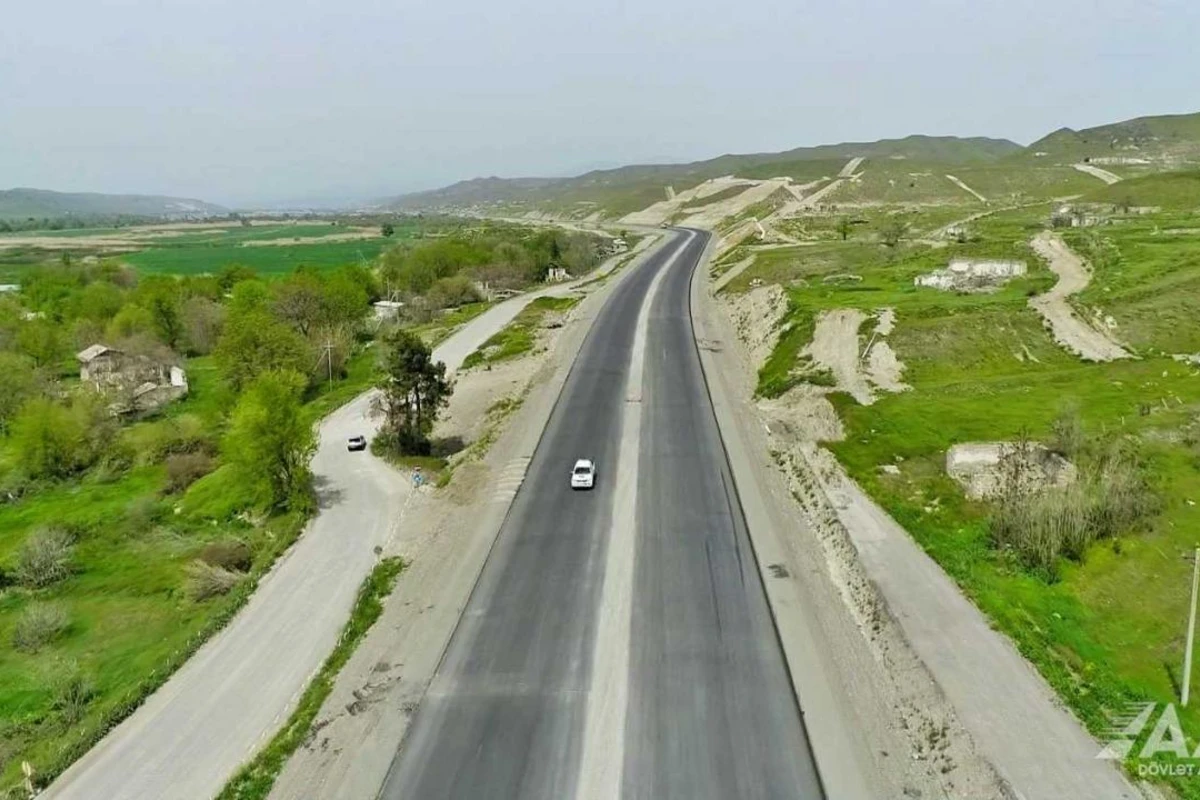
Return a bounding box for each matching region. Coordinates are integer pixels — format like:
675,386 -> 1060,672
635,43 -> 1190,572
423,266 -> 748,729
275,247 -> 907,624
0,188 -> 227,220
1024,111 -> 1200,165
383,135 -> 1021,217
386,110 -> 1200,219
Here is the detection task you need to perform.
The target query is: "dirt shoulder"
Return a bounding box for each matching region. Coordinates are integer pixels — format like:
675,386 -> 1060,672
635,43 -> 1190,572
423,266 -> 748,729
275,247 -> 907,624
1029,231 -> 1132,362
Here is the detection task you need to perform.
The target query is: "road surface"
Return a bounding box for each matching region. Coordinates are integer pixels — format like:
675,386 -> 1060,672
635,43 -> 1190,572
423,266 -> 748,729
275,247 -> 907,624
381,229 -> 824,799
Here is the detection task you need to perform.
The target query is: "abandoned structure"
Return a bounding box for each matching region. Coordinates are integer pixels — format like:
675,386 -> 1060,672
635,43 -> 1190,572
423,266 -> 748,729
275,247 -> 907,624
77,344 -> 188,414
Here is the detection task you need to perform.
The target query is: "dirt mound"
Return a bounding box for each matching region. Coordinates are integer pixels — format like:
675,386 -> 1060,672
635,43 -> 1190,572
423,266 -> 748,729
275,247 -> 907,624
916,258 -> 1026,292
946,442 -> 1077,500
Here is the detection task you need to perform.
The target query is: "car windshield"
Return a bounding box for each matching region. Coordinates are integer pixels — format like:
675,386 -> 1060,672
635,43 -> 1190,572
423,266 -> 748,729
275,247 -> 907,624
574,465 -> 591,474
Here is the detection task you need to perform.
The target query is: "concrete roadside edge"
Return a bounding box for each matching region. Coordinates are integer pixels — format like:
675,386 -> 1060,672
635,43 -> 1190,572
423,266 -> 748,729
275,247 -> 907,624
686,230 -> 875,799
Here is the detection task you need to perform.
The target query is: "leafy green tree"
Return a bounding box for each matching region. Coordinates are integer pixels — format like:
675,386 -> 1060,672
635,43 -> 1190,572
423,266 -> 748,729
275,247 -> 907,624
218,264 -> 258,293
72,281 -> 125,323
382,223 -> 395,237
17,318 -> 68,369
135,276 -> 184,347
227,279 -> 270,315
214,310 -> 313,392
9,397 -> 101,478
373,328 -> 451,456
106,302 -> 156,341
271,271 -> 325,336
223,370 -> 315,510
320,271 -> 369,329
0,353 -> 41,435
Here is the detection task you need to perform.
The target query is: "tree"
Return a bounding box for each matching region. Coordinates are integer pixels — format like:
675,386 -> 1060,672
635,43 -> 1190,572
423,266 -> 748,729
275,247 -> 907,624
106,302 -> 155,341
135,276 -> 184,347
0,353 -> 41,435
10,398 -> 91,478
181,296 -> 227,355
17,318 -> 68,369
214,310 -> 313,392
836,217 -> 853,241
218,264 -> 258,293
880,217 -> 909,248
320,271 -> 369,329
223,370 -> 315,510
382,222 -> 395,237
373,329 -> 451,456
271,271 -> 325,336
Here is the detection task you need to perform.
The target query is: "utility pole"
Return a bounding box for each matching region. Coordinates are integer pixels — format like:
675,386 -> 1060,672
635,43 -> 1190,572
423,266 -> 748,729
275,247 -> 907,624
1184,547 -> 1200,706
324,339 -> 333,388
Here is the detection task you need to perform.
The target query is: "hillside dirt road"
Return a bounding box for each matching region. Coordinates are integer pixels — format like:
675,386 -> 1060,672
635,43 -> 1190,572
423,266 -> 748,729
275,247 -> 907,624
1029,231 -> 1132,361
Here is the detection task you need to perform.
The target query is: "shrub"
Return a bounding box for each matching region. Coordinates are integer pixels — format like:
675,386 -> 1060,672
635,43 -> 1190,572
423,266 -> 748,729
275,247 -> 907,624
50,663 -> 96,724
427,275 -> 482,309
12,603 -> 71,653
165,452 -> 216,494
990,436 -> 1157,577
198,539 -> 252,573
125,494 -> 166,533
184,560 -> 244,601
1049,405 -> 1085,458
15,527 -> 74,589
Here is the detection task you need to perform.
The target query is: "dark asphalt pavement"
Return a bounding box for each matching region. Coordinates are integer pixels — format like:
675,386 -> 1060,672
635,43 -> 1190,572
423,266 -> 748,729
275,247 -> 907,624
378,229 -> 824,800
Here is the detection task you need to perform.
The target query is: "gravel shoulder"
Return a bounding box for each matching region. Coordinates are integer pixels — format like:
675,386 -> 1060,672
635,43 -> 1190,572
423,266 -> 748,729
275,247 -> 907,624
1029,231 -> 1132,362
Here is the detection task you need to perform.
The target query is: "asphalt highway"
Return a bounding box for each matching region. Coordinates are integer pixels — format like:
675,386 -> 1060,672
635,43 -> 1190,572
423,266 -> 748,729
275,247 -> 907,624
380,229 -> 824,799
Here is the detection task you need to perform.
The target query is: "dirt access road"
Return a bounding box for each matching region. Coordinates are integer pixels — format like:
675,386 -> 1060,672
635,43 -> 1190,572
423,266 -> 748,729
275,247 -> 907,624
1029,231 -> 1132,361
40,242 -> 652,800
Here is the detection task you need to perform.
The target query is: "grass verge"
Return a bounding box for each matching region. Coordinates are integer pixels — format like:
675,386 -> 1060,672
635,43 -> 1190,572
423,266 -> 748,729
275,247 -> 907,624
461,295 -> 578,369
216,557 -> 405,800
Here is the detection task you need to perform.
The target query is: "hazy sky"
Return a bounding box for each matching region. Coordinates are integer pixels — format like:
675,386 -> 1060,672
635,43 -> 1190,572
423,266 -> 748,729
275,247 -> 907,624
2,0 -> 1196,207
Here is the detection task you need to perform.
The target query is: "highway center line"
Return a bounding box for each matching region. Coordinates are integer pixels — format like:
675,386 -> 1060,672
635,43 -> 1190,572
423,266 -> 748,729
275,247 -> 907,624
575,230 -> 695,800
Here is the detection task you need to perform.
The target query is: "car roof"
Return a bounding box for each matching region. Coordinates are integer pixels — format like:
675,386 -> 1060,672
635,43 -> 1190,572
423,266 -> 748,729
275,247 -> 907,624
573,459 -> 593,469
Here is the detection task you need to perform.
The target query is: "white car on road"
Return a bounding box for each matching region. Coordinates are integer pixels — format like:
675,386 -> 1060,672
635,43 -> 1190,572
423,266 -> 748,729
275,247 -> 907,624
571,459 -> 596,490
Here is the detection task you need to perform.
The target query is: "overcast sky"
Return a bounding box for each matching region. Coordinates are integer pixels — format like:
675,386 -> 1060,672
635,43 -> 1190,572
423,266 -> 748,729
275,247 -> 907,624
1,0 -> 1196,207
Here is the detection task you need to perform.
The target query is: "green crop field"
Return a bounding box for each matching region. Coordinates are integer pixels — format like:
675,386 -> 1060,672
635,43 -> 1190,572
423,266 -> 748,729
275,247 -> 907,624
125,238 -> 391,276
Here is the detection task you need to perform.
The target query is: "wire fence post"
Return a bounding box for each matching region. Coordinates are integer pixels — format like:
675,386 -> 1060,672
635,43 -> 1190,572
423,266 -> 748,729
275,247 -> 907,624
1184,547 -> 1200,706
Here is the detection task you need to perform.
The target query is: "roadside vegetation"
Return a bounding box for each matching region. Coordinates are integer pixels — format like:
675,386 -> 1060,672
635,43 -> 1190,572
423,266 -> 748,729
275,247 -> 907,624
461,295 -> 579,369
732,181 -> 1200,794
0,215 -> 611,794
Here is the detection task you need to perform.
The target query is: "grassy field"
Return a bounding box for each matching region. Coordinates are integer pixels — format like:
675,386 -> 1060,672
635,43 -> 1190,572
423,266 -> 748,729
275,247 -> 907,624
742,202 -> 1200,794
1061,212 -> 1200,354
125,238 -> 391,276
0,220 -> 417,280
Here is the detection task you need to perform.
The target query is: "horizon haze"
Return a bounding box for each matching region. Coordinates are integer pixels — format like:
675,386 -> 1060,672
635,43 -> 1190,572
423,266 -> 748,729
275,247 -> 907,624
2,0 -> 1198,207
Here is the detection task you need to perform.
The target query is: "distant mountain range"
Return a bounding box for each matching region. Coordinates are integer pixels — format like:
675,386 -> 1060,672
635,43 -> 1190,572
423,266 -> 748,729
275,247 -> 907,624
0,188 -> 227,220
385,110 -> 1200,218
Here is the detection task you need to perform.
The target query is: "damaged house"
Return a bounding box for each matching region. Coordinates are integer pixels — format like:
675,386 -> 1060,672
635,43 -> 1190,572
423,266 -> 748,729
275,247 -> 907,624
77,343 -> 188,415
